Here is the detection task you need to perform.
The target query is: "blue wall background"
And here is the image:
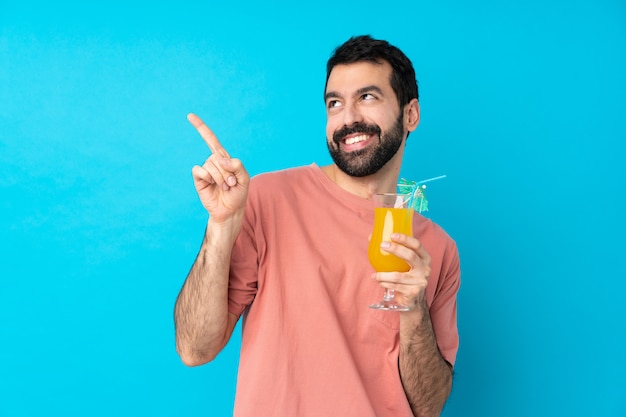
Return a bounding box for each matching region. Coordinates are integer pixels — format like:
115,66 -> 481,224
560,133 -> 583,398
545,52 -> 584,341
1,1 -> 625,416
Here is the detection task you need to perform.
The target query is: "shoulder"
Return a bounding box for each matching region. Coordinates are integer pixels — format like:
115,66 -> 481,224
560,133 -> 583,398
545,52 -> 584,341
415,215 -> 459,257
250,164 -> 317,188
246,165 -> 321,208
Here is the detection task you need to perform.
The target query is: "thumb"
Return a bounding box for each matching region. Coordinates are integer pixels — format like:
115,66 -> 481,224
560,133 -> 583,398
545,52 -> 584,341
218,157 -> 249,187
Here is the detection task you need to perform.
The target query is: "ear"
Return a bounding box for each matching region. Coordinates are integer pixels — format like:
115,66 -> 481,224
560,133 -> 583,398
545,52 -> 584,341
404,98 -> 420,133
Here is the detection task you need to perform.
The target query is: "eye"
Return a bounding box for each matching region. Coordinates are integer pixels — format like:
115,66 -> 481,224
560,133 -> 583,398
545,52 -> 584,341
327,100 -> 342,109
362,93 -> 376,101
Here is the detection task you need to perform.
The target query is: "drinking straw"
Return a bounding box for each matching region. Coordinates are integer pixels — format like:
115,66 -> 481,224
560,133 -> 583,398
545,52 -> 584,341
416,174 -> 447,185
399,175 -> 447,213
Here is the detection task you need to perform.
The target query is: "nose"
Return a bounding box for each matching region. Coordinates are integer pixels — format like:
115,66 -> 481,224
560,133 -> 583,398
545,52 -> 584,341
342,101 -> 364,127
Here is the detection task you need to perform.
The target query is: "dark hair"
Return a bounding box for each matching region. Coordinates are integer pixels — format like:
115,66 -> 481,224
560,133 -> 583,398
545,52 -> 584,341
325,35 -> 419,107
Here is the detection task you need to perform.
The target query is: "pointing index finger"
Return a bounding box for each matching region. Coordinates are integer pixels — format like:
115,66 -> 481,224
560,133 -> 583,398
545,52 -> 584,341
187,113 -> 230,158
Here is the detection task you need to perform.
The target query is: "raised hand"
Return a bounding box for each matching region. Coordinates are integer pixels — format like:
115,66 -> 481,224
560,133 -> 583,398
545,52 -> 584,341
188,113 -> 250,223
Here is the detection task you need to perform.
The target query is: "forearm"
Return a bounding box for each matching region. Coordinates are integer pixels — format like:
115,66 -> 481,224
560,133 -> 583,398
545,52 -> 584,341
174,217 -> 240,366
399,300 -> 453,417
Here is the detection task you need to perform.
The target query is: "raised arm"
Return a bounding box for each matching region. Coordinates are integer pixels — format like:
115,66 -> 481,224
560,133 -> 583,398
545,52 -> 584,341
174,113 -> 250,367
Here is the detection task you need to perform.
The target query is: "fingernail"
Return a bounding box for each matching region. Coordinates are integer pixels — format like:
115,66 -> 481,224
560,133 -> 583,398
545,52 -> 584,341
380,241 -> 391,249
227,176 -> 237,186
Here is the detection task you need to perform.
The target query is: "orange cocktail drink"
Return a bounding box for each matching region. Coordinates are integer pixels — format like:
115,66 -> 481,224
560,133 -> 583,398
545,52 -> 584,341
368,207 -> 414,272
368,179 -> 435,311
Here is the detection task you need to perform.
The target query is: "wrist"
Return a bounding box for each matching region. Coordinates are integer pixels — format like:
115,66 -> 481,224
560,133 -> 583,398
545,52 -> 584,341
206,212 -> 244,245
400,299 -> 429,336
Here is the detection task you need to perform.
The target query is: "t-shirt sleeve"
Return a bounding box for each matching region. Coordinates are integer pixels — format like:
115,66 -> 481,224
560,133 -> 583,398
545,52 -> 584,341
227,213 -> 259,318
429,238 -> 461,367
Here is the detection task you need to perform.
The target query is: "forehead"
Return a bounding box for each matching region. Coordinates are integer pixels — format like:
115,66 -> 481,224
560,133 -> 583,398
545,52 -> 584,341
325,61 -> 394,96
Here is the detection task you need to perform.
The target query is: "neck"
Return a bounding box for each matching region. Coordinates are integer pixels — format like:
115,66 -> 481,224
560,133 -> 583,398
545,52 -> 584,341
320,162 -> 402,199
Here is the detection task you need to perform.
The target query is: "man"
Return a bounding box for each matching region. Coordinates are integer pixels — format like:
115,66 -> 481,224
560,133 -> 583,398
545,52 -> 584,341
174,35 -> 460,417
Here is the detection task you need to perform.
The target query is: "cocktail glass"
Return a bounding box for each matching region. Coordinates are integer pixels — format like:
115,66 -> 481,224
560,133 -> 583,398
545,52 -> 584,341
368,190 -> 414,311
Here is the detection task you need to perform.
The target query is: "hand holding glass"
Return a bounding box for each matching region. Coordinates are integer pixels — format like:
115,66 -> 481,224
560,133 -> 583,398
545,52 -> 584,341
368,191 -> 414,311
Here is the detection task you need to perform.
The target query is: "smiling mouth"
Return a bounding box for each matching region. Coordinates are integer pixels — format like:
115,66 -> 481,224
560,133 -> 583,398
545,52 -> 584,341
344,134 -> 370,145
335,122 -> 381,143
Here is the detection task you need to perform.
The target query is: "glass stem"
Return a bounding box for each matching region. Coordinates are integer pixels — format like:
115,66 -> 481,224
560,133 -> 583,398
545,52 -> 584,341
383,289 -> 396,301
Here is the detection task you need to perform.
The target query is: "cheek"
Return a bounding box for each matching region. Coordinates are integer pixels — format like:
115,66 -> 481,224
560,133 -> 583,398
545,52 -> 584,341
326,120 -> 338,141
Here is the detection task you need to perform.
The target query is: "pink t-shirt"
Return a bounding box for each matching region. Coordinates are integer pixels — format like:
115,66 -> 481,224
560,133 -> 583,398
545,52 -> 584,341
228,164 -> 460,417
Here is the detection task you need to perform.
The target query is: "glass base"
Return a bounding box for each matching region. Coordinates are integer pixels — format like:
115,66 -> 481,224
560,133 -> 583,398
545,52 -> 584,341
369,300 -> 411,311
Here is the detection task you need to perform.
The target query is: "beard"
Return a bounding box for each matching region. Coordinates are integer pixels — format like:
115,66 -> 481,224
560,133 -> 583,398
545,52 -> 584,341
327,114 -> 405,178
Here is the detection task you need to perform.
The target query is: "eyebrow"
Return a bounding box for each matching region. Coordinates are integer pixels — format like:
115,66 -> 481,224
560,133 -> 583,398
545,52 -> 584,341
324,85 -> 385,102
356,85 -> 385,97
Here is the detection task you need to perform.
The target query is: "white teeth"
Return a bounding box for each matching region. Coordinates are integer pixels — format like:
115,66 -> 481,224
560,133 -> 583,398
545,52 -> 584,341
345,135 -> 368,145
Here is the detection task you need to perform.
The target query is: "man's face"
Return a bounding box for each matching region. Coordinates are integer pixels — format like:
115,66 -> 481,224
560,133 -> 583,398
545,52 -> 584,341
324,61 -> 406,177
